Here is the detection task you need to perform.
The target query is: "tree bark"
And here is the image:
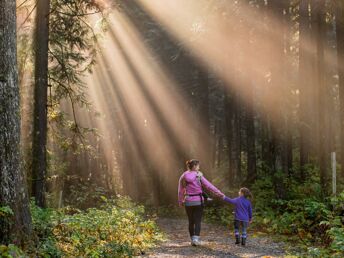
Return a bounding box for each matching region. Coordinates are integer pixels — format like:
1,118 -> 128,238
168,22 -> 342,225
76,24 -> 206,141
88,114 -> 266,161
299,0 -> 313,181
282,1 -> 293,177
196,65 -> 212,180
0,0 -> 32,244
246,81 -> 256,184
315,0 -> 330,195
265,0 -> 287,198
336,0 -> 344,179
226,91 -> 241,186
31,0 -> 51,207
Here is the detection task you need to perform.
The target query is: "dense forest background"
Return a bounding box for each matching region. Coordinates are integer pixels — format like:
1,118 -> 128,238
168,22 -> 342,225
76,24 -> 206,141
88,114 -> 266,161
18,0 -> 344,205
1,0 -> 344,257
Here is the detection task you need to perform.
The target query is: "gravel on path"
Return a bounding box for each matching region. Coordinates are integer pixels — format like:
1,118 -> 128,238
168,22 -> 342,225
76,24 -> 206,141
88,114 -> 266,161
141,218 -> 286,258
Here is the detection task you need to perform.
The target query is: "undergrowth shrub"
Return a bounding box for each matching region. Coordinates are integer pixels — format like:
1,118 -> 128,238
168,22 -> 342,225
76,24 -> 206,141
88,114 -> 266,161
64,181 -> 111,210
203,174 -> 344,257
53,197 -> 163,257
1,196 -> 163,258
0,244 -> 25,258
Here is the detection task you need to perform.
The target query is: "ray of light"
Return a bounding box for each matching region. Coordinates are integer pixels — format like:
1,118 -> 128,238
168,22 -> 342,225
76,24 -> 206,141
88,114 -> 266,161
79,0 -> 339,201
81,6 -> 223,201
136,0 -> 338,123
106,10 -> 212,161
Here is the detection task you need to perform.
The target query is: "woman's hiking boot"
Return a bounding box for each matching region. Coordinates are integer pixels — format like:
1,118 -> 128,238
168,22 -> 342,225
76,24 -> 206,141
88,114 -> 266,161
191,236 -> 196,246
235,236 -> 240,244
191,236 -> 201,246
191,236 -> 195,246
241,237 -> 246,246
194,236 -> 201,246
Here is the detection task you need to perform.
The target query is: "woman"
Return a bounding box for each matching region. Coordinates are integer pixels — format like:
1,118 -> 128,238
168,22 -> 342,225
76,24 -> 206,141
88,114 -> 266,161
178,159 -> 224,246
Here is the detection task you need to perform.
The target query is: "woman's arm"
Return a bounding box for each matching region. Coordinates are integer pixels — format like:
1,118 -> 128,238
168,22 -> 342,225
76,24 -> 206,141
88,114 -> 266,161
201,176 -> 224,198
178,173 -> 186,205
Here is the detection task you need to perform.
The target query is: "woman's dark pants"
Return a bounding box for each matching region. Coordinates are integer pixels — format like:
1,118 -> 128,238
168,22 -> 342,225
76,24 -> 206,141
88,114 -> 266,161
185,205 -> 203,236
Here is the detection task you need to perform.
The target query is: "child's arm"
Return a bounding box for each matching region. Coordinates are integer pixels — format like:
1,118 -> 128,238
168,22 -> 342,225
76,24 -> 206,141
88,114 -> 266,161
223,196 -> 238,205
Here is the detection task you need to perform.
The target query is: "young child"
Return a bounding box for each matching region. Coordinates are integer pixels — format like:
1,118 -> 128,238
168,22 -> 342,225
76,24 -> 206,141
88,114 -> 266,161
223,187 -> 252,246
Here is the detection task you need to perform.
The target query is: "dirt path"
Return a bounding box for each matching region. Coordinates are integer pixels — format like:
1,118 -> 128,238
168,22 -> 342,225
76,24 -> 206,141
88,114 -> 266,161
141,218 -> 286,258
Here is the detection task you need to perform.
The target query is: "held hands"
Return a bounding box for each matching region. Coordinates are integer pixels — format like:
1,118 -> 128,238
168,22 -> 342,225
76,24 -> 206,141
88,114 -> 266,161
216,192 -> 225,199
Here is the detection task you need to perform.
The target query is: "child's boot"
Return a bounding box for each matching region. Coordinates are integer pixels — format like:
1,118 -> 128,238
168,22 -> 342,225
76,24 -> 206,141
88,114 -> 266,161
241,237 -> 246,246
235,235 -> 240,244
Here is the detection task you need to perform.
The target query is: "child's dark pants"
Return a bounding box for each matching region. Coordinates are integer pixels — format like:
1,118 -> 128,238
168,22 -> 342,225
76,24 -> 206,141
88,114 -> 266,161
185,205 -> 203,236
234,220 -> 248,239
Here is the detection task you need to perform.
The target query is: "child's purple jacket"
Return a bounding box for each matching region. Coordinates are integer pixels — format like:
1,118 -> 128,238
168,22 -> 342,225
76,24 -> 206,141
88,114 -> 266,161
178,170 -> 224,204
223,196 -> 252,222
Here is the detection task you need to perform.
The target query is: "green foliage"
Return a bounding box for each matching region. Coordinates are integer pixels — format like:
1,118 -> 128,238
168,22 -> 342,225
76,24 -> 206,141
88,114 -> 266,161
250,176 -> 275,211
29,201 -> 69,257
6,196 -> 163,257
0,206 -> 14,242
251,176 -> 344,257
49,0 -> 104,106
204,169 -> 344,257
0,244 -> 26,258
64,180 -> 112,209
323,192 -> 344,256
155,205 -> 184,218
0,206 -> 14,217
54,200 -> 162,256
45,0 -> 108,191
204,204 -> 233,225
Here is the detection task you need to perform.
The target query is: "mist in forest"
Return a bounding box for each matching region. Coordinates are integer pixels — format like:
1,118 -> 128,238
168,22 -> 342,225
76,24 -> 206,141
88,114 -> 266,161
2,0 -> 344,254
14,0 -> 342,206
44,0 -> 339,205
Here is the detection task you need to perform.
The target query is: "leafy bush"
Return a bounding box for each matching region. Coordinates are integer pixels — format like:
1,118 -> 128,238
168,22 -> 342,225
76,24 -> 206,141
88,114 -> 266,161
203,174 -> 344,257
53,197 -> 163,257
18,196 -> 164,257
64,181 -> 111,210
0,206 -> 14,217
253,185 -> 344,257
0,244 -> 25,258
203,203 -> 234,225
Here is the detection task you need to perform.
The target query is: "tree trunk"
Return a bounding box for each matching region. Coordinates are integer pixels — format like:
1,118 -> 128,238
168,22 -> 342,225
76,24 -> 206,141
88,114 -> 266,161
226,91 -> 241,186
266,0 -> 287,198
315,0 -> 330,195
336,0 -> 344,179
261,115 -> 271,170
31,0 -> 51,207
197,65 -> 212,180
282,1 -> 293,177
0,0 -> 32,243
246,81 -> 256,184
299,0 -> 313,181
225,93 -> 235,185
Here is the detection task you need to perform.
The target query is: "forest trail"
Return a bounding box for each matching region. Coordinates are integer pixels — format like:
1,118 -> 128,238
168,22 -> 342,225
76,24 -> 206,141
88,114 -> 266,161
141,218 -> 286,258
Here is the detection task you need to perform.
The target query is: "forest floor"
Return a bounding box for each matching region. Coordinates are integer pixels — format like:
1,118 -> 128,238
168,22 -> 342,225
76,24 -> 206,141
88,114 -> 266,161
140,218 -> 288,258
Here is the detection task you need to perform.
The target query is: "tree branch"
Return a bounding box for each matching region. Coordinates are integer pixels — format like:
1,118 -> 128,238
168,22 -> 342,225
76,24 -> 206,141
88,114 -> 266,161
17,0 -> 32,10
18,3 -> 37,30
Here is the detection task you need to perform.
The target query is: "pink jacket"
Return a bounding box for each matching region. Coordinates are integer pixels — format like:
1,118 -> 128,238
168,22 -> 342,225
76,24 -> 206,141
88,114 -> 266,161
178,170 -> 224,204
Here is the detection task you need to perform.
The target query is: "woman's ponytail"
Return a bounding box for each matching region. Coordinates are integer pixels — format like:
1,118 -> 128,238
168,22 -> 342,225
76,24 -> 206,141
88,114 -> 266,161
186,159 -> 199,170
